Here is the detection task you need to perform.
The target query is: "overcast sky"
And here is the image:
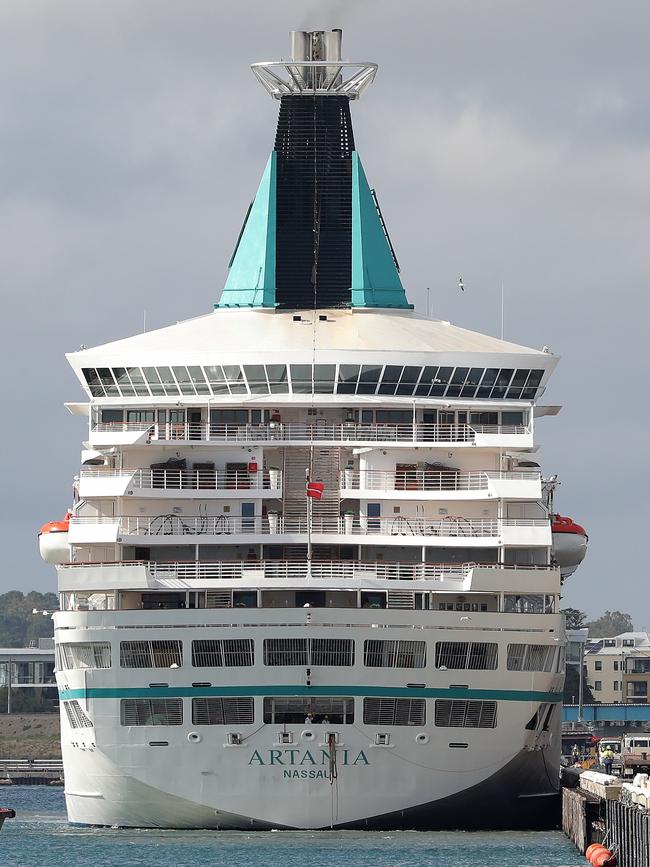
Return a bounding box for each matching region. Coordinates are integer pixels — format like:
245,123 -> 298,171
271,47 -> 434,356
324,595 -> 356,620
1,1 -> 648,623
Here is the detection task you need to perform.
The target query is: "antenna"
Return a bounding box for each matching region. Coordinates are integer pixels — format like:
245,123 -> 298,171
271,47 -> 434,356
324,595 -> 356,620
500,282 -> 504,340
143,310 -> 147,333
426,287 -> 430,318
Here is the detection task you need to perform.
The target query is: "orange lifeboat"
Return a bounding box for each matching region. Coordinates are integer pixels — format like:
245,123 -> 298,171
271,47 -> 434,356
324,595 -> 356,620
38,511 -> 72,564
551,514 -> 588,579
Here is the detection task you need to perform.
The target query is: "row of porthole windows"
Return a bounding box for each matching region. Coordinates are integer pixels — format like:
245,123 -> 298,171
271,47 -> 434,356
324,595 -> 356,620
56,640 -> 564,674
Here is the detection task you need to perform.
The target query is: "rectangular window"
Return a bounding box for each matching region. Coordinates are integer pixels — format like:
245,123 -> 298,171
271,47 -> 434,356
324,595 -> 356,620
120,640 -> 182,669
614,661 -> 619,671
263,696 -> 354,724
364,640 -> 426,669
156,366 -> 180,396
507,644 -> 555,672
120,698 -> 183,726
337,364 -> 360,394
363,697 -> 425,726
594,681 -> 602,691
172,366 -> 196,396
244,364 -> 269,394
263,638 -> 354,666
614,681 -> 620,691
191,639 -> 254,667
101,408 -> 124,424
266,364 -> 289,394
192,697 -> 254,725
357,365 -> 382,395
63,700 -> 93,729
595,660 -> 602,671
111,368 -> 135,397
57,642 -> 111,670
434,699 -> 497,728
436,642 -> 498,671
204,365 -> 230,395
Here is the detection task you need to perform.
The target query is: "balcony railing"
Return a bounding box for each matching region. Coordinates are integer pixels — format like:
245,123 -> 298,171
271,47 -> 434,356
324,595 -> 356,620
71,514 -> 548,539
58,558 -> 555,582
79,468 -> 281,492
341,469 -> 540,492
91,421 -> 530,445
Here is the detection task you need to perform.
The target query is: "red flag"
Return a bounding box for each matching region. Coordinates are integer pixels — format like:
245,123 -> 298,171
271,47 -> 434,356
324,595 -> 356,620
306,481 -> 325,500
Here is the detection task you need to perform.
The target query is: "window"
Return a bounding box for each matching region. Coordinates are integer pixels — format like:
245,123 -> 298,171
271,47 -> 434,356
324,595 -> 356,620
263,696 -> 354,724
363,698 -> 425,726
507,645 -> 555,672
434,699 -> 497,728
604,639 -> 616,647
595,660 -> 602,671
503,594 -> 551,614
191,639 -> 253,667
192,697 -> 254,725
101,409 -> 123,424
594,681 -> 602,691
120,699 -> 183,726
436,642 -> 498,671
120,640 -> 182,669
263,638 -> 354,666
622,639 -> 635,647
364,640 -> 426,668
614,661 -> 619,671
57,642 -> 111,671
614,681 -> 620,691
63,700 -> 93,729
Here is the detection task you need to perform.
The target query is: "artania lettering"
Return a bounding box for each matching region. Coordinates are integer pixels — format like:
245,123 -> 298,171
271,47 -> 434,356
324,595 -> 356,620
247,748 -> 370,767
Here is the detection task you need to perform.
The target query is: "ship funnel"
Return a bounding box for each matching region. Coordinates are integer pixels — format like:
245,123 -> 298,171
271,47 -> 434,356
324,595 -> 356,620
252,28 -> 375,99
220,31 -> 411,311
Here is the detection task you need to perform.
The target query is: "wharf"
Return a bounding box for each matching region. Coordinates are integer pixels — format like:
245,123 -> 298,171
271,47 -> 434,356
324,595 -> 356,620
0,759 -> 63,786
562,768 -> 650,866
0,807 -> 16,831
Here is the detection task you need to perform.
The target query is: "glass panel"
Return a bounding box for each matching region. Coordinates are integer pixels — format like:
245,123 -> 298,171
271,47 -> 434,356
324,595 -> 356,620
156,366 -> 180,396
96,368 -> 119,396
222,365 -> 247,394
337,364 -> 360,394
127,367 -> 150,396
142,367 -> 165,396
244,365 -> 269,394
378,365 -> 403,395
185,366 -> 209,395
501,411 -> 524,426
415,365 -> 438,396
82,368 -> 104,397
358,365 -> 382,386
430,366 -> 452,397
290,364 -> 313,394
461,367 -> 483,398
111,368 -> 135,397
490,368 -> 513,399
313,364 -> 336,394
172,366 -> 196,396
266,364 -> 289,394
204,365 -> 229,395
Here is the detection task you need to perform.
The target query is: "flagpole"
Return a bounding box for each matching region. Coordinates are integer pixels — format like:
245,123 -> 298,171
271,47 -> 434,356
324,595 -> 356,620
306,465 -> 312,577
500,281 -> 505,339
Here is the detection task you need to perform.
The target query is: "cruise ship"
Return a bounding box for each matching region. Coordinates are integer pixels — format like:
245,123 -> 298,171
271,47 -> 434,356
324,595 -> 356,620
39,29 -> 587,829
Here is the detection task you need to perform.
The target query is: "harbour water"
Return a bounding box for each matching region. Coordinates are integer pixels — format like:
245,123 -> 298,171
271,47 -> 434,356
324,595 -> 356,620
2,787 -> 584,866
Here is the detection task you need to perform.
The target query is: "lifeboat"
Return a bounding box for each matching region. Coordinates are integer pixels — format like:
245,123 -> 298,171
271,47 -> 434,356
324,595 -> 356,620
38,511 -> 72,564
551,514 -> 588,578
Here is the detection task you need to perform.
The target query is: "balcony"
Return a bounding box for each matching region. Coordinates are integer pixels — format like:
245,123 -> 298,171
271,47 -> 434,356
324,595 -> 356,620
340,470 -> 541,500
69,514 -> 551,547
77,468 -> 282,499
89,421 -> 533,449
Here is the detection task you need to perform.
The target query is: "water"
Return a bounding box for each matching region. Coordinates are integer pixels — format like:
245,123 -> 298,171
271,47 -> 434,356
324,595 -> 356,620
1,787 -> 584,867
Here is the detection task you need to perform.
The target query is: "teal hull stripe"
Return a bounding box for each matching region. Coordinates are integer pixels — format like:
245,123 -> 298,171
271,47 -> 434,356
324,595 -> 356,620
59,685 -> 561,703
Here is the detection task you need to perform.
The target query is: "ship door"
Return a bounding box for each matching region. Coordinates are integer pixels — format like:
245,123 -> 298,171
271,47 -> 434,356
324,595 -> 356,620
188,409 -> 202,440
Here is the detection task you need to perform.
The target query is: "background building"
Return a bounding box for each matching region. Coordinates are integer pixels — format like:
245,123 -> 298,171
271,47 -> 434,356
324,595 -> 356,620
585,632 -> 650,704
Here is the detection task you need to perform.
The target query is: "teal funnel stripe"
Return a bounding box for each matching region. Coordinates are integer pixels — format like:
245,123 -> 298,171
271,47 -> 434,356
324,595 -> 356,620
218,153 -> 277,308
351,152 -> 412,309
59,684 -> 561,703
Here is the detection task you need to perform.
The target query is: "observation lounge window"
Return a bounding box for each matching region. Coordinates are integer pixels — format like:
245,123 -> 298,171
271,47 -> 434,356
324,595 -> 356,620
378,365 -> 403,395
142,367 -> 165,396
112,368 -> 135,397
223,365 -> 247,394
96,368 -> 119,396
506,369 -> 530,400
415,366 -> 438,396
244,365 -> 269,394
357,365 -> 382,395
289,364 -> 312,394
337,365 -> 360,394
430,367 -> 452,397
127,367 -> 150,396
266,364 -> 289,394
522,369 -> 544,400
157,366 -> 180,396
476,368 -> 499,399
172,366 -> 197,396
263,696 -> 354,724
313,364 -> 336,393
461,368 -> 484,398
491,369 -> 514,399
445,367 -> 469,398
204,365 -> 229,395
82,368 -> 104,397
187,366 -> 210,395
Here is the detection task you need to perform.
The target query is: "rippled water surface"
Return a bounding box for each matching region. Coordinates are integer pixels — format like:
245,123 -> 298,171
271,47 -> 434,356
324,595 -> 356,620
1,787 -> 584,867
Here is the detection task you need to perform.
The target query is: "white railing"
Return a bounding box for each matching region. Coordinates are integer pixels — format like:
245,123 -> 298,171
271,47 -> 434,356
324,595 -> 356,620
58,558 -> 556,582
91,421 -> 530,444
79,468 -> 281,492
341,470 -> 540,492
70,514 -> 547,539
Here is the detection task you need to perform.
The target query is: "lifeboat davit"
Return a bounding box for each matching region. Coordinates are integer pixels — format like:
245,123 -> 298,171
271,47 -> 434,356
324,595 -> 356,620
38,511 -> 72,564
551,514 -> 588,578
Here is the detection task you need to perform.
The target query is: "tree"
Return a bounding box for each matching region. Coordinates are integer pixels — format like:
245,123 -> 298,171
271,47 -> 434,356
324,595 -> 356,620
585,610 -> 634,638
0,591 -> 58,647
562,608 -> 587,630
